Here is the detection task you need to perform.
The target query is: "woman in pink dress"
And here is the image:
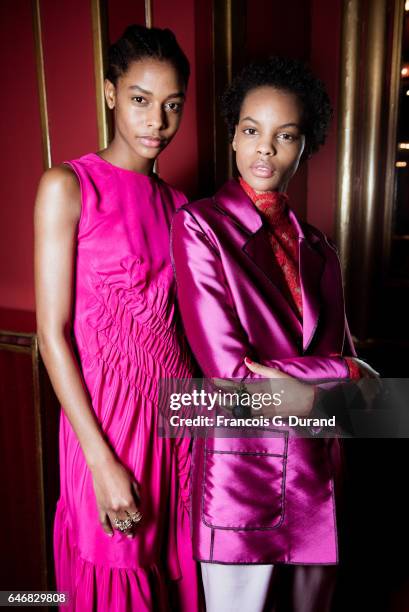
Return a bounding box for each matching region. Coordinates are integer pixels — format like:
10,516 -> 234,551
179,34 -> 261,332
34,25 -> 200,611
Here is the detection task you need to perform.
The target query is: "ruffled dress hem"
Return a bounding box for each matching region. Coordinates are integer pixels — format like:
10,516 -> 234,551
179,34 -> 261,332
54,499 -> 176,612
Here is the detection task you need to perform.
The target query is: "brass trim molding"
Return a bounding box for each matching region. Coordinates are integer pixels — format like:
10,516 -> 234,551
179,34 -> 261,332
212,0 -> 233,184
212,0 -> 245,186
335,0 -> 360,277
145,0 -> 153,28
32,0 -> 51,169
360,0 -> 387,273
32,334 -> 48,588
145,0 -> 156,172
91,0 -> 111,149
336,0 -> 400,339
0,343 -> 32,354
382,0 -> 405,275
0,329 -> 36,339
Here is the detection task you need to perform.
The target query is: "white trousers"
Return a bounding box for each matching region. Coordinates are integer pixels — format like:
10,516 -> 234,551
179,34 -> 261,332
200,562 -> 338,612
200,562 -> 275,612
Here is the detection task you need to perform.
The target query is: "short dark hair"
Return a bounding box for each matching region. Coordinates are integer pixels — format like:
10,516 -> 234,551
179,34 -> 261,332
220,56 -> 333,160
105,24 -> 190,88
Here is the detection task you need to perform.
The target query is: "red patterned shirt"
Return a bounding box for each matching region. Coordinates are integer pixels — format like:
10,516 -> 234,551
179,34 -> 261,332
239,176 -> 360,380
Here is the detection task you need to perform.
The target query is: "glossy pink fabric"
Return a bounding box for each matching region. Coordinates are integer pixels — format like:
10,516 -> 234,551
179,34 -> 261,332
53,153 -> 200,611
171,178 -> 357,565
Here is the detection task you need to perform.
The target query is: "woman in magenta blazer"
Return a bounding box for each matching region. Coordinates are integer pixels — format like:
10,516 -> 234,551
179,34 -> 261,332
171,57 -> 376,611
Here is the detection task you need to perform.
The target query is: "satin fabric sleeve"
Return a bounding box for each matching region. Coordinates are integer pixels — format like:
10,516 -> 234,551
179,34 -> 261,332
171,208 -> 350,383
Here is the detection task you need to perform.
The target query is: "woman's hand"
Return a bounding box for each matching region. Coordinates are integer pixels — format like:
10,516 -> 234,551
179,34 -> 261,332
244,357 -> 315,418
347,357 -> 382,408
90,456 -> 142,539
348,357 -> 380,378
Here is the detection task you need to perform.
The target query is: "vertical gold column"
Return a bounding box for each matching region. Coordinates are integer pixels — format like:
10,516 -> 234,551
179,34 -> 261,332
361,0 -> 387,243
145,0 -> 153,28
212,0 -> 245,186
212,0 -> 233,185
144,0 -> 156,173
335,0 -> 360,278
382,0 -> 405,273
32,0 -> 52,169
336,0 -> 390,339
91,0 -> 111,149
357,0 -> 387,335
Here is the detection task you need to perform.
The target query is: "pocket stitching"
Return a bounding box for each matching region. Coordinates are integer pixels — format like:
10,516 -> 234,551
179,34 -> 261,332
201,430 -> 288,531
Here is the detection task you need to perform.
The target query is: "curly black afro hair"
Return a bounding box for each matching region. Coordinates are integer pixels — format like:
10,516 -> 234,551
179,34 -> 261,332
220,56 -> 333,161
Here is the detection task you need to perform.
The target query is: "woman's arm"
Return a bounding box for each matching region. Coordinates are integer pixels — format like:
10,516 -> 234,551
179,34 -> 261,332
34,166 -> 140,537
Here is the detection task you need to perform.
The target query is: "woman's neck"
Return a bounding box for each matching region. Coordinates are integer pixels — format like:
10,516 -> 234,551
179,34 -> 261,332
98,140 -> 155,175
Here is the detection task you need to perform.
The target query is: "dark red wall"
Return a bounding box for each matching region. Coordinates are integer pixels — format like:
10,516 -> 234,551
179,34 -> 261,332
0,1 -> 43,311
0,0 -> 342,312
107,0 -> 145,42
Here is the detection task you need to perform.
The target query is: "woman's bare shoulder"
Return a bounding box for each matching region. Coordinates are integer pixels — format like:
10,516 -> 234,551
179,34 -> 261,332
35,164 -> 81,222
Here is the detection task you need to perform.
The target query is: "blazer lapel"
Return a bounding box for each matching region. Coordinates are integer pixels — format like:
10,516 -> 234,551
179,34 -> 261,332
214,179 -> 325,353
290,210 -> 325,353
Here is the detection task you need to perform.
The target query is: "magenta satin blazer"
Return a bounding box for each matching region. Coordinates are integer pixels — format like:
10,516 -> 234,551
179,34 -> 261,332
170,178 -> 357,565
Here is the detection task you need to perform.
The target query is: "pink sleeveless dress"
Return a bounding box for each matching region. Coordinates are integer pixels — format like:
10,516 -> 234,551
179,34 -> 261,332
53,152 -> 200,611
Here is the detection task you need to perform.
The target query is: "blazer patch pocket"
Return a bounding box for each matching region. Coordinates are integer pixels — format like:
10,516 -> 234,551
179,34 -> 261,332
201,429 -> 288,531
